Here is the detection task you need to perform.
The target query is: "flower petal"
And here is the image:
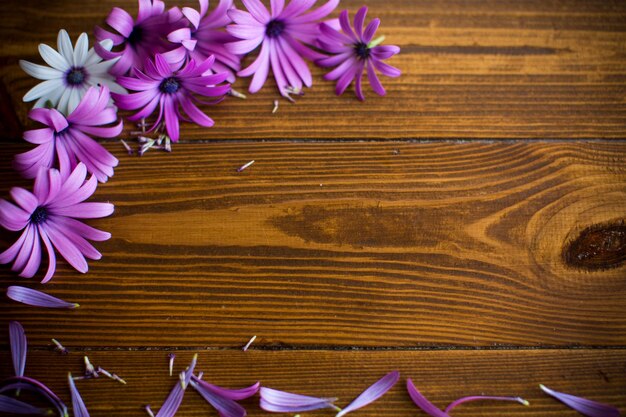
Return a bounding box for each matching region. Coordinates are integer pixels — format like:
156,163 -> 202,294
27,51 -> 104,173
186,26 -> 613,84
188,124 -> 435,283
241,0 -> 270,23
336,371 -> 399,417
540,384 -> 620,417
7,286 -> 78,309
259,387 -> 338,413
0,394 -> 52,415
19,60 -> 63,80
9,321 -> 27,377
38,44 -> 70,72
406,379 -> 449,417
68,373 -> 90,417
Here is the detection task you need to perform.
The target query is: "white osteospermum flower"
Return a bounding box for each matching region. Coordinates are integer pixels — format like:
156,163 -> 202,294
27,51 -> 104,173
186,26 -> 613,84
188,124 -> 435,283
19,29 -> 127,115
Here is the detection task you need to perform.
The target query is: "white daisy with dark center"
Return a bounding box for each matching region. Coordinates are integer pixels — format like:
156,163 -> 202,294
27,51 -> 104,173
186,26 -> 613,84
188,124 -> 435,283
19,29 -> 126,115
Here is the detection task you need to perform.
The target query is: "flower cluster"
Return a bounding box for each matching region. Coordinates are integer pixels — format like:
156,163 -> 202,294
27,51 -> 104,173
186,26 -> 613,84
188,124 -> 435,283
1,0 -> 402,283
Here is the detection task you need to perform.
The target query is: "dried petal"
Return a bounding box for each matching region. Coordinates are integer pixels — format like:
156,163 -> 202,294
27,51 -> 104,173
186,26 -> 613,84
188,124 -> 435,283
0,394 -> 52,415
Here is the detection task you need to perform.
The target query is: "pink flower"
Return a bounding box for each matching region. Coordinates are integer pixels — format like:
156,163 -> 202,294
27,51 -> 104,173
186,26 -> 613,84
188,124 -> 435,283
226,0 -> 339,98
95,0 -> 180,75
164,0 -> 241,83
0,164 -> 114,283
317,6 -> 401,100
14,85 -> 122,184
113,54 -> 230,142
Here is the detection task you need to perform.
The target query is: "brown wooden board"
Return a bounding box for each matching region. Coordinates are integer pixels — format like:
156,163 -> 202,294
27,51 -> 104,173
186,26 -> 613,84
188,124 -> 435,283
0,142 -> 624,348
0,349 -> 624,416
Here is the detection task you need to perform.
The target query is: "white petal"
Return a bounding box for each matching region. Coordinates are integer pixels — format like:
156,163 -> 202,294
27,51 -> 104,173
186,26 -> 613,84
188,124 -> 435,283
67,88 -> 82,114
73,33 -> 89,66
23,79 -> 64,102
57,89 -> 72,115
85,59 -> 117,75
89,76 -> 127,94
38,44 -> 70,71
57,29 -> 74,65
19,60 -> 63,80
84,45 -> 106,67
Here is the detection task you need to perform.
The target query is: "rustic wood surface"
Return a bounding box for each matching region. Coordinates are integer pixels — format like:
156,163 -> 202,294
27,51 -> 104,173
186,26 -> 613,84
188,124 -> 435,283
0,0 -> 625,416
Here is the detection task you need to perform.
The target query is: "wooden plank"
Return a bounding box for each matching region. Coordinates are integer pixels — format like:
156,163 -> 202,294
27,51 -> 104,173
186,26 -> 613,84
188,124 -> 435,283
1,0 -> 625,140
0,141 -> 624,347
0,349 -> 624,416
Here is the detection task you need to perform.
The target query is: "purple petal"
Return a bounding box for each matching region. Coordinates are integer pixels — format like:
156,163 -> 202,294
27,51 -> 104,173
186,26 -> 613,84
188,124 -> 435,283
106,7 -> 134,38
163,97 -> 180,142
336,371 -> 399,417
38,226 -> 57,283
241,0 -> 270,23
367,59 -> 385,96
44,223 -> 88,273
179,96 -> 214,127
9,321 -> 27,377
289,0 -> 339,23
339,10 -> 357,41
372,59 -> 401,77
156,354 -> 198,417
0,199 -> 30,231
371,45 -> 400,60
191,379 -> 247,417
68,373 -> 90,417
444,395 -> 529,413
23,128 -> 54,145
540,385 -> 620,417
11,225 -> 36,274
10,188 -> 38,213
362,18 -> 380,44
353,6 -> 367,40
270,0 -> 284,18
49,202 -> 114,219
0,394 -> 52,415
193,379 -> 260,401
7,286 -> 79,309
259,387 -> 338,413
406,379 -> 449,417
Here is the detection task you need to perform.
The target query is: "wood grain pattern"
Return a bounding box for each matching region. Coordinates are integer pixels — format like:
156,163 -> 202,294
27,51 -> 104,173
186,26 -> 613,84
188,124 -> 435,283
0,349 -> 624,417
0,141 -> 624,347
1,0 -> 625,139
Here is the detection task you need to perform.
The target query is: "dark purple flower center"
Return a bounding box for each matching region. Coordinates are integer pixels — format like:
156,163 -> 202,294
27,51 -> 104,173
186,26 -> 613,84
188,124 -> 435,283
128,26 -> 143,45
66,67 -> 86,85
265,19 -> 285,38
159,77 -> 180,94
354,42 -> 370,60
30,207 -> 48,224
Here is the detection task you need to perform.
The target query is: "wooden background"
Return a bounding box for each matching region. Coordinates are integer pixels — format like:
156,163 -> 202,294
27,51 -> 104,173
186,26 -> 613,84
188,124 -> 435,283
0,0 -> 625,416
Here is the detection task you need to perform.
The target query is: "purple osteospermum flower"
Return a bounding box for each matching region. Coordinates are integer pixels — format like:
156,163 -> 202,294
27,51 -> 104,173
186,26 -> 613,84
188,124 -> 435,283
165,0 -> 241,83
15,85 -> 122,183
0,164 -> 114,283
95,0 -> 178,75
540,384 -> 620,417
226,0 -> 339,98
190,375 -> 259,417
406,379 -> 529,417
317,6 -> 400,100
260,387 -> 339,413
113,54 -> 230,142
7,286 -> 79,308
